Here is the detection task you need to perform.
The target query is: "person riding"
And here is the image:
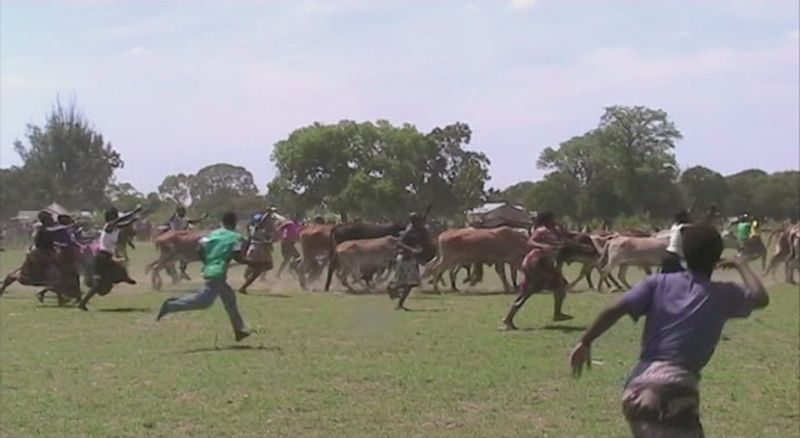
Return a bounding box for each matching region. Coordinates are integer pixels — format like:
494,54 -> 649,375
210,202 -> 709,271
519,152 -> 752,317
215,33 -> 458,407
388,212 -> 430,311
662,210 -> 691,274
78,206 -> 142,311
276,214 -> 303,278
570,224 -> 769,438
157,211 -> 260,342
501,211 -> 572,330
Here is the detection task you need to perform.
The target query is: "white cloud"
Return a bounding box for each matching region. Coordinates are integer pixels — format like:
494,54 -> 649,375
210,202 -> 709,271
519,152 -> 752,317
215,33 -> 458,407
464,3 -> 480,14
122,45 -> 150,56
510,0 -> 538,11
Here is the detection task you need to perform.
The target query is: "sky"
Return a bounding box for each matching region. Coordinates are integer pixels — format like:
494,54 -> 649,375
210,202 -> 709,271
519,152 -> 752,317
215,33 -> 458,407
1,0 -> 798,194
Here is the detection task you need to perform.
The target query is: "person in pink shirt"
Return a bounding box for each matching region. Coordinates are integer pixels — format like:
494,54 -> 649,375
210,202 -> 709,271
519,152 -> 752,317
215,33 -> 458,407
501,211 -> 572,330
277,215 -> 303,277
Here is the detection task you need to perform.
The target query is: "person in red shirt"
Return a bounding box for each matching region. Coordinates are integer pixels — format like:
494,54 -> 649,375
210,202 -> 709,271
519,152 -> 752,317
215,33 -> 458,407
277,216 -> 303,278
501,211 -> 572,330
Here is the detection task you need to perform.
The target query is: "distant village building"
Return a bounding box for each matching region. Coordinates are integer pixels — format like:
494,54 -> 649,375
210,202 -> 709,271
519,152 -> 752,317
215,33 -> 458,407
12,203 -> 90,223
466,202 -> 532,229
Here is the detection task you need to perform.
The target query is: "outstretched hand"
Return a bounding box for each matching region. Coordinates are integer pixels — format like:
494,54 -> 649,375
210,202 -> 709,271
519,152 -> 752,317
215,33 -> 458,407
716,258 -> 740,270
569,342 -> 591,378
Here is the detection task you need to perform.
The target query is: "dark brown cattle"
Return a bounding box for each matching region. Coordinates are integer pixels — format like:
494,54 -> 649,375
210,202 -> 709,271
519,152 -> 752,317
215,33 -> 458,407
145,230 -> 206,290
295,223 -> 335,289
423,227 -> 530,293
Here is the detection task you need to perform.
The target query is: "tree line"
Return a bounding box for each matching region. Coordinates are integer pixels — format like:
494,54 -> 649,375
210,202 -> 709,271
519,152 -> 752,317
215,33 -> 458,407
1,100 -> 797,227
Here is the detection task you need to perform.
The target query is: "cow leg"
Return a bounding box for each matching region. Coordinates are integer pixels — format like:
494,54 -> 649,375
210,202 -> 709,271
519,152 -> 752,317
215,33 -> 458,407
468,264 -> 484,286
605,270 -> 622,290
618,266 -> 632,290
764,252 -> 787,278
570,263 -> 592,290
179,261 -> 191,281
511,265 -> 519,289
496,263 -> 512,293
448,266 -> 460,292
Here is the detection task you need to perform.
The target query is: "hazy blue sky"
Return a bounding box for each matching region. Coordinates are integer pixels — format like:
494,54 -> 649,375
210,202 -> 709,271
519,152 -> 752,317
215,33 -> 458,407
1,0 -> 798,193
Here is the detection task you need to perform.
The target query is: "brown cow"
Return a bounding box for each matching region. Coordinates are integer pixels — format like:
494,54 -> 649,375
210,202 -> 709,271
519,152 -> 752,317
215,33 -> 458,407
422,227 -> 530,294
764,225 -> 800,283
296,223 -> 335,289
334,236 -> 399,293
596,235 -> 663,292
145,230 -> 206,290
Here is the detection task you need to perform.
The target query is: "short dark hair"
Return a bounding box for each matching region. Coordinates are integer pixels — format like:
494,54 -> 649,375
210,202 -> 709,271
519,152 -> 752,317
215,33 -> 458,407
104,207 -> 119,222
37,211 -> 53,223
682,224 -> 723,275
674,210 -> 691,224
535,211 -> 555,228
222,211 -> 237,229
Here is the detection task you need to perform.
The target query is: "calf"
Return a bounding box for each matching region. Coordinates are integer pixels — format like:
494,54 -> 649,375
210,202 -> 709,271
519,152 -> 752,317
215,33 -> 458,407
324,222 -> 406,291
334,236 -> 400,292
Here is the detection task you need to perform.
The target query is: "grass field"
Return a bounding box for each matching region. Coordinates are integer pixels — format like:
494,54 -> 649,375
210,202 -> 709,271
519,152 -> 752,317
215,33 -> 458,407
0,244 -> 798,437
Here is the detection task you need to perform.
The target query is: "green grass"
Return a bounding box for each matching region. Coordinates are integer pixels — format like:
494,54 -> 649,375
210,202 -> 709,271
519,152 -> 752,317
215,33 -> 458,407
1,245 -> 798,437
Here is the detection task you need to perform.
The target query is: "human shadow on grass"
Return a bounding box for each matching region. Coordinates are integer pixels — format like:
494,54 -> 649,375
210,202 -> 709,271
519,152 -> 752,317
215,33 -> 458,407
97,307 -> 151,313
399,307 -> 446,313
519,324 -> 587,333
239,293 -> 291,299
181,344 -> 282,354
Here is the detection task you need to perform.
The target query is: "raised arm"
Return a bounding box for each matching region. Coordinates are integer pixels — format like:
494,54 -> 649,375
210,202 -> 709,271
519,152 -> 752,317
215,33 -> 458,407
720,258 -> 769,309
187,212 -> 209,225
113,206 -> 143,228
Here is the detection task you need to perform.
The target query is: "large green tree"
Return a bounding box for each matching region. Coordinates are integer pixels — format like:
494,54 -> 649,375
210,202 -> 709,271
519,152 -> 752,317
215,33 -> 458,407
10,100 -> 123,210
158,173 -> 193,205
12,101 -> 124,209
679,166 -> 729,214
536,105 -> 683,222
268,120 -> 490,220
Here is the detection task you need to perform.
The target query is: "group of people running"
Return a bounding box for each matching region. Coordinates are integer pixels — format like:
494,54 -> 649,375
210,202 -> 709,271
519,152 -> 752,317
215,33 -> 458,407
2,203 -> 775,437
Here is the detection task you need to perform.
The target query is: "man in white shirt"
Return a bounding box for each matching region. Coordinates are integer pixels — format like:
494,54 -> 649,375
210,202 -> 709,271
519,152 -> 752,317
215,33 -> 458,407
662,210 -> 691,273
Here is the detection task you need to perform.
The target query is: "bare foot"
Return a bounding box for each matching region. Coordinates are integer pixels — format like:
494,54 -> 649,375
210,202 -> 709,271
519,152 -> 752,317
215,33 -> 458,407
553,313 -> 574,322
500,320 -> 518,331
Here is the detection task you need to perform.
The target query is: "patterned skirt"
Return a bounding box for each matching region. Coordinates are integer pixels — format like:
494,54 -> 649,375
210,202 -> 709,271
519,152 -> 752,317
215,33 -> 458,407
519,249 -> 566,293
623,361 -> 703,438
245,241 -> 273,268
19,248 -> 59,287
393,256 -> 420,287
93,251 -> 132,295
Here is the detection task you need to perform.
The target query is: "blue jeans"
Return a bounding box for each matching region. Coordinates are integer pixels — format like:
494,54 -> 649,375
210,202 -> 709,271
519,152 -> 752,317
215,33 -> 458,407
162,279 -> 247,333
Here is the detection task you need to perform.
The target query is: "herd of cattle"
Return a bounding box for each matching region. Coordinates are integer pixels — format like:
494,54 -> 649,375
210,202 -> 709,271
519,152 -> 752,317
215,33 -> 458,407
144,217 -> 800,294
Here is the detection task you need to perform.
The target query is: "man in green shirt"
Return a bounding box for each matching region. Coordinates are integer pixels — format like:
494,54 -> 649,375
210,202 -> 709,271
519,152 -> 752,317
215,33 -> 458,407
736,213 -> 753,246
157,212 -> 257,341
